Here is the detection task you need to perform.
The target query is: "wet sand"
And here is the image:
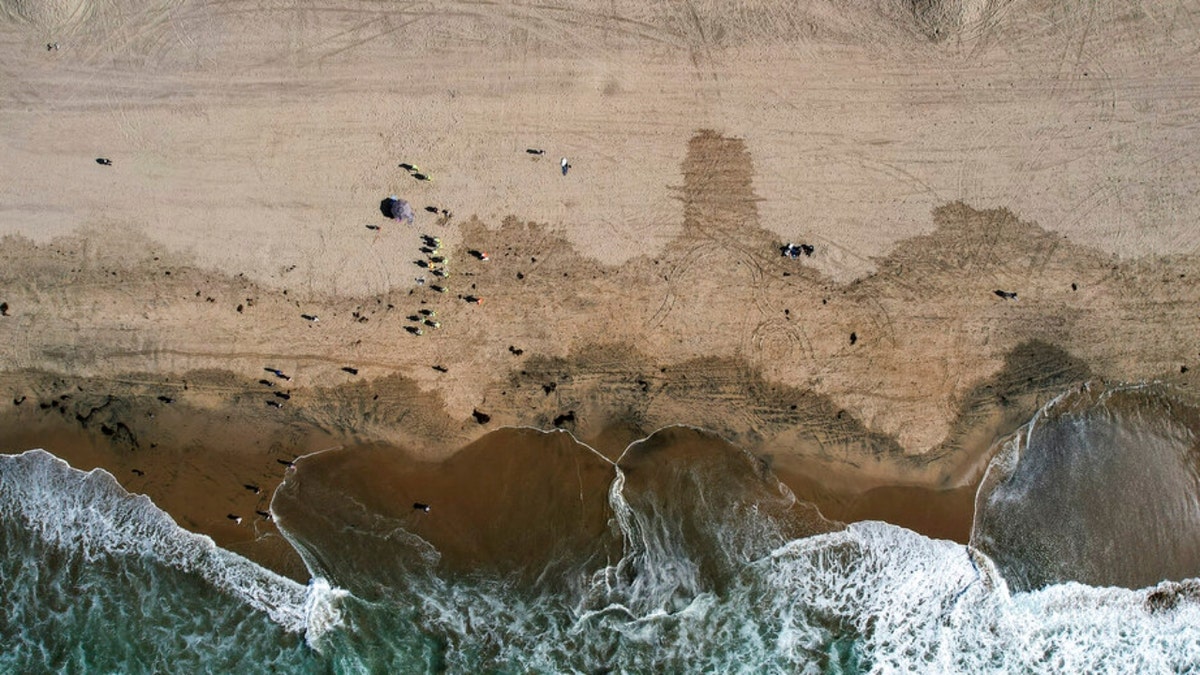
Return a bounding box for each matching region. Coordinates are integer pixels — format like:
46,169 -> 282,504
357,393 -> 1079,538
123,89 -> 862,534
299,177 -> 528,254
273,425 -> 842,592
0,370 -> 345,580
3,1 -> 1200,574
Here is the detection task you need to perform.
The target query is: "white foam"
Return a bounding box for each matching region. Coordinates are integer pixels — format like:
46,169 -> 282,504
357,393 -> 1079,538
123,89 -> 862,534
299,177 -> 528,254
286,492 -> 1200,672
13,439 -> 1194,671
761,521 -> 1200,673
0,449 -> 344,640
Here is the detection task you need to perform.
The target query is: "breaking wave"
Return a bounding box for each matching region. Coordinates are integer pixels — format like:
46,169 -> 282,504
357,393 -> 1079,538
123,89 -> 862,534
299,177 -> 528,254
4,390 -> 1200,673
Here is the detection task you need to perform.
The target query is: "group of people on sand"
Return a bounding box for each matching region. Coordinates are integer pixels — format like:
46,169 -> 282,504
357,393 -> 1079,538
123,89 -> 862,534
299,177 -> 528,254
390,147 -> 573,332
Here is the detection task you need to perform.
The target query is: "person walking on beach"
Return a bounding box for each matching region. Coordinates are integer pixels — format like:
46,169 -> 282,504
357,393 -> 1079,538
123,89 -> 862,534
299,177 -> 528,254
561,157 -> 570,176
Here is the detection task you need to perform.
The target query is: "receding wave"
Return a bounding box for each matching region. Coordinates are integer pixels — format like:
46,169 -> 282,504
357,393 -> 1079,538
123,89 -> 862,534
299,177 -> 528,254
972,382 -> 1200,591
271,424 -> 1200,672
5,409 -> 1200,672
0,449 -> 342,672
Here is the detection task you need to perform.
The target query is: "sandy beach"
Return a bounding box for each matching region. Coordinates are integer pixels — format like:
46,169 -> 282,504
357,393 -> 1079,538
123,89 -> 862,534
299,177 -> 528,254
3,0 -> 1200,575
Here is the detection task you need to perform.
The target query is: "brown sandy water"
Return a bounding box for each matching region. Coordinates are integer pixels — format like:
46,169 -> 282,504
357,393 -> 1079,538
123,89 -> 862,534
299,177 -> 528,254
8,365 -> 1199,596
10,374 -> 1200,597
272,428 -> 620,593
0,367 -> 994,583
972,382 -> 1200,591
0,375 -> 348,581
779,468 -> 979,544
270,424 -> 902,598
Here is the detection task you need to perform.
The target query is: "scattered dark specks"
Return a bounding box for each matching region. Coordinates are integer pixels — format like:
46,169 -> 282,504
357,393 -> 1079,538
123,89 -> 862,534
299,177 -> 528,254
543,382 -> 557,395
850,332 -> 857,345
508,345 -> 524,356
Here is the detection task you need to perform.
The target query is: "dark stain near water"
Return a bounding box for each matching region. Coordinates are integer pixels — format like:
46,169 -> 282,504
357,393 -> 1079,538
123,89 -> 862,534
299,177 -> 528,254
2,130 -> 1200,547
930,340 -> 1092,464
499,343 -> 908,464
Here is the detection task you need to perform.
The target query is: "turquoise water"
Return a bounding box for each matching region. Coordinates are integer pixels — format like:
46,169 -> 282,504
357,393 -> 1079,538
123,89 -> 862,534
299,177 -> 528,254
3,384 -> 1200,673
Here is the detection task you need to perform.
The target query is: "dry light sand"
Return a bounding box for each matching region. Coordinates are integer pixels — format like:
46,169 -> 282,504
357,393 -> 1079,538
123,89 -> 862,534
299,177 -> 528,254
2,0 -> 1200,571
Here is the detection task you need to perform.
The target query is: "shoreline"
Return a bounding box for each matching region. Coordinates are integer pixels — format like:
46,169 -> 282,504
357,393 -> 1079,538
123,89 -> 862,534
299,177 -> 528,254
0,383 -> 999,579
3,0 -> 1200,589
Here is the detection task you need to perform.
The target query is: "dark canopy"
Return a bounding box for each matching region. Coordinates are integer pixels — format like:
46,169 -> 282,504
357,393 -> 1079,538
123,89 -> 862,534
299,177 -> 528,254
387,196 -> 414,224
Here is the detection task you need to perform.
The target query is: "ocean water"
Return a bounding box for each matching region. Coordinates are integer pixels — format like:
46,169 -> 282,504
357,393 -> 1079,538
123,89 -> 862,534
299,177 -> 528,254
3,384 -> 1200,674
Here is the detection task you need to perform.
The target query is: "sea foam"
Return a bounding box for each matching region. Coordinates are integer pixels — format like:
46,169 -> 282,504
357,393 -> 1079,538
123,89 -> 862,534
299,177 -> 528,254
0,449 -> 342,642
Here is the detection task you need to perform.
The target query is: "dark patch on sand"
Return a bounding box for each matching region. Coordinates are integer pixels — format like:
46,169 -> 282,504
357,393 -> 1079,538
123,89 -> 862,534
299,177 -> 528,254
4,129 -> 1200,563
